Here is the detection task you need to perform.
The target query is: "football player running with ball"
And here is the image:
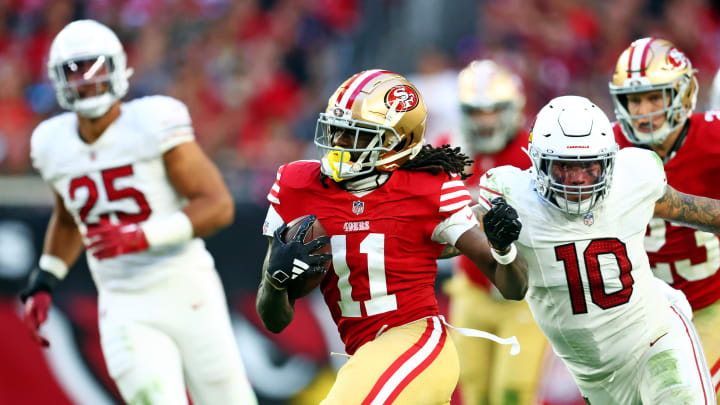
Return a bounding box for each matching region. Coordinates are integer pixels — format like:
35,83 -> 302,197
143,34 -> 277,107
256,70 -> 528,405
610,37 -> 720,400
476,95 -> 716,404
19,20 -> 257,405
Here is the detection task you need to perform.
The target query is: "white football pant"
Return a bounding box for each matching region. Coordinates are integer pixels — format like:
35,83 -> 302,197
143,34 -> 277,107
577,304 -> 715,405
97,267 -> 257,405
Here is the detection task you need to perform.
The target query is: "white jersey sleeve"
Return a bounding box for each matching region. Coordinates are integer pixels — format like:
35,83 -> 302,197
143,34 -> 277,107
30,113 -> 75,182
129,95 -> 195,153
263,205 -> 284,237
615,147 -> 666,203
476,165 -> 522,210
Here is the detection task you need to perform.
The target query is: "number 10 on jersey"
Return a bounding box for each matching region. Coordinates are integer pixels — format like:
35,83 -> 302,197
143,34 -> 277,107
555,238 -> 634,314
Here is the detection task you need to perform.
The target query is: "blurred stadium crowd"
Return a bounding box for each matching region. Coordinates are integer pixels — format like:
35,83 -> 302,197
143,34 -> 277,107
2,0 -> 720,204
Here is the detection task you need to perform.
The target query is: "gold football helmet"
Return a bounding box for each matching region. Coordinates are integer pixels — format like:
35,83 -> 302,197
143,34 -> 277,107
458,60 -> 525,154
609,37 -> 698,145
315,70 -> 427,181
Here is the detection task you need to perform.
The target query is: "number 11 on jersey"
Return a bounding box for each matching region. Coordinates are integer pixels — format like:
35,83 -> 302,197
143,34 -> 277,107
332,234 -> 398,317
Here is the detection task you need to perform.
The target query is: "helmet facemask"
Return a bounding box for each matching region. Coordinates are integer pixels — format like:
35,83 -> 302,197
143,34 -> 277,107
529,148 -> 617,215
315,113 -> 409,182
49,56 -> 116,118
315,71 -> 426,182
610,74 -> 696,145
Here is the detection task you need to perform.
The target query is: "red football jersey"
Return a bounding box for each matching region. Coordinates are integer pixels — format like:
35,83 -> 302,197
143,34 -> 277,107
458,130 -> 531,289
267,161 -> 472,354
614,112 -> 720,310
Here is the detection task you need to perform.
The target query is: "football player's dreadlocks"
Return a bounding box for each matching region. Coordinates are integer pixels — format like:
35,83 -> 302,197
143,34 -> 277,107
400,144 -> 473,180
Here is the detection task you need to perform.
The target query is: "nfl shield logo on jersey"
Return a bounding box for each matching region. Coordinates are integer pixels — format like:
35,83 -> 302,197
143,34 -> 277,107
352,201 -> 364,215
583,213 -> 594,227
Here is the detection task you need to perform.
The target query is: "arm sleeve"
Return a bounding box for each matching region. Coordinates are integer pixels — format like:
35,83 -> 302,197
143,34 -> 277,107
152,96 -> 195,153
263,165 -> 288,236
30,122 -> 51,181
266,164 -> 286,206
619,148 -> 667,202
431,205 -> 478,246
263,205 -> 284,237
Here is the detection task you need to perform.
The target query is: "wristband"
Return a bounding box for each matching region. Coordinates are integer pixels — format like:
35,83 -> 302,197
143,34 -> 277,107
20,268 -> 61,302
39,254 -> 69,280
141,212 -> 194,247
491,243 -> 517,265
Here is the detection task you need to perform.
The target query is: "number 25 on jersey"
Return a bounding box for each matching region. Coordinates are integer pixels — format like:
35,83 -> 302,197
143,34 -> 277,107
69,164 -> 151,226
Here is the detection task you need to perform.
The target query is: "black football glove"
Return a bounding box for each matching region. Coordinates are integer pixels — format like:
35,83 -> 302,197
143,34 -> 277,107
483,197 -> 522,252
266,215 -> 331,291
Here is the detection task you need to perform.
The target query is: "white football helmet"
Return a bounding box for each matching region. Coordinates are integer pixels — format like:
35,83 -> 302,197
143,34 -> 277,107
47,20 -> 133,118
527,96 -> 618,215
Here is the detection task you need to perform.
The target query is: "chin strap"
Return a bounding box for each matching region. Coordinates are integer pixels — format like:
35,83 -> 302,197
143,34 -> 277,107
662,120 -> 690,163
339,172 -> 390,193
635,120 -> 690,163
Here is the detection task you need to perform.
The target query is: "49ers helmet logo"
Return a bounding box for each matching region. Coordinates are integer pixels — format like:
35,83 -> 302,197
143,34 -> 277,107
385,85 -> 419,112
667,48 -> 689,69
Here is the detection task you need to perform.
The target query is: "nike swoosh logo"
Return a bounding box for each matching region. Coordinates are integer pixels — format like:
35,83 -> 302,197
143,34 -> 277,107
466,212 -> 473,220
649,332 -> 668,347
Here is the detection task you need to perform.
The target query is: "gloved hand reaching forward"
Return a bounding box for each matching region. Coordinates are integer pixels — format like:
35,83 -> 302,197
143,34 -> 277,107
483,197 -> 522,253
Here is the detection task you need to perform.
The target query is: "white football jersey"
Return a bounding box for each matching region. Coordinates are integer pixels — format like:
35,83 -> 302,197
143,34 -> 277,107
478,147 -> 669,381
31,96 -> 214,291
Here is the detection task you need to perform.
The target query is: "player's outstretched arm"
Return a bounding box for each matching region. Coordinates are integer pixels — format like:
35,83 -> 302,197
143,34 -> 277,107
19,191 -> 84,347
454,203 -> 528,300
654,185 -> 720,234
164,141 -> 235,237
256,238 -> 296,333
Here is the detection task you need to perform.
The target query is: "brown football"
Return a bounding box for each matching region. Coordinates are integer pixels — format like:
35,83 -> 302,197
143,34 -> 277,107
281,215 -> 331,299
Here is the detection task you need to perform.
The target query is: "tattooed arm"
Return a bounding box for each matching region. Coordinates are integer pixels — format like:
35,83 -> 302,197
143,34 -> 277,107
654,185 -> 720,234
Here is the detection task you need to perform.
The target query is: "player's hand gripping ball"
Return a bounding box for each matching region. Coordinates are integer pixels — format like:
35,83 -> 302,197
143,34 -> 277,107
267,215 -> 331,299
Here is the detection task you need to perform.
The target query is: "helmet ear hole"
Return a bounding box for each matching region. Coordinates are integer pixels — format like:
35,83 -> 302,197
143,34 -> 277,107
393,137 -> 408,152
